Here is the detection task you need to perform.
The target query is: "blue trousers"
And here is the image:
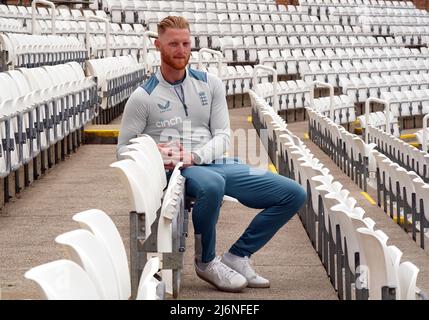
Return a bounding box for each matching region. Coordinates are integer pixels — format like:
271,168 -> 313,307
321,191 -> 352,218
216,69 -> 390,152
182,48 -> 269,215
180,158 -> 307,263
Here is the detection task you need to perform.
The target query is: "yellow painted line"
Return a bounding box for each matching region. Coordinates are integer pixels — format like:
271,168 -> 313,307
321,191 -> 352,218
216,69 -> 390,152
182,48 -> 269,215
361,192 -> 376,205
247,116 -> 252,123
303,132 -> 309,140
400,133 -> 416,140
410,142 -> 420,148
84,129 -> 119,138
84,129 -> 119,132
392,216 -> 406,224
268,164 -> 278,174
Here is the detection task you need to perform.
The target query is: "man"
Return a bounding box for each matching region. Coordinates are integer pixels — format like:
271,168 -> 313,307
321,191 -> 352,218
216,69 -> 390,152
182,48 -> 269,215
117,16 -> 306,293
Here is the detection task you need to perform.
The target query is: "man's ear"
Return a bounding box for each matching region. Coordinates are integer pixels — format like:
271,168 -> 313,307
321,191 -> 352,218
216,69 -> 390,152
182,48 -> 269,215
154,38 -> 160,50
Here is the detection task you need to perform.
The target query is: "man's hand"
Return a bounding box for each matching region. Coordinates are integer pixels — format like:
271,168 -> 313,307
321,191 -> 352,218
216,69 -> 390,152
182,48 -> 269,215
158,141 -> 180,170
157,141 -> 194,170
180,149 -> 194,168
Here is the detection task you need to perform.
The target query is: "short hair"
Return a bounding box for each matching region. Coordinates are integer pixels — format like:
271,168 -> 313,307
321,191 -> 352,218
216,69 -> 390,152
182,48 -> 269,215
157,16 -> 190,35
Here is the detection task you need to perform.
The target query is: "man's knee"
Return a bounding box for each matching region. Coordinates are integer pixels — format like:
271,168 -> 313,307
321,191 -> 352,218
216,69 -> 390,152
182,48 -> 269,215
193,175 -> 226,203
294,185 -> 307,211
281,181 -> 307,213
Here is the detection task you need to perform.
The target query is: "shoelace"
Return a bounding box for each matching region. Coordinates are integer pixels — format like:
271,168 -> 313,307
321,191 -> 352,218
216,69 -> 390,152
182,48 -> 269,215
209,257 -> 237,280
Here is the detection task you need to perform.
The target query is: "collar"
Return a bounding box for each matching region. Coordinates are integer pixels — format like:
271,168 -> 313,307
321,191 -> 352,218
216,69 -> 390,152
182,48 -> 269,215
156,68 -> 189,87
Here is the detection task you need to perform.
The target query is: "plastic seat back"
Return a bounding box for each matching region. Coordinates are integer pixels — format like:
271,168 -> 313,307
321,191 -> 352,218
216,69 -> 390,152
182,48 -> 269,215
25,259 -> 100,300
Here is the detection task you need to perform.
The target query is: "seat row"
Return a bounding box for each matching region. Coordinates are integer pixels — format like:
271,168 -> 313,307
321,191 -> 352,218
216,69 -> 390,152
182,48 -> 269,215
284,46 -> 428,65
188,21 -> 370,39
87,55 -> 145,111
266,34 -> 401,50
222,36 -> 405,65
379,90 -> 429,120
359,16 -> 429,42
0,27 -> 151,63
111,135 -> 188,298
269,47 -> 424,75
359,15 -> 429,27
0,33 -> 86,69
368,125 -> 429,184
87,0 -> 280,12
250,87 -> 423,300
329,6 -> 424,17
105,0 -> 295,24
301,59 -> 429,88
307,104 -> 428,249
31,20 -> 145,36
0,4 -> 107,21
306,90 -> 429,250
314,7 -> 423,24
309,95 -> 357,126
86,34 -> 148,60
372,150 -> 429,249
390,26 -> 429,45
301,0 -> 415,9
140,11 -> 328,32
254,80 -> 310,113
199,58 -> 317,113
357,111 -> 399,136
0,17 -> 26,34
340,74 -> 429,104
0,62 -> 97,205
25,209 -> 164,300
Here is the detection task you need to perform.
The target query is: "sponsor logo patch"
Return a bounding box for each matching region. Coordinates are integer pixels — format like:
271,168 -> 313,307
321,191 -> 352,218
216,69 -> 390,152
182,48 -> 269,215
155,116 -> 183,128
157,100 -> 171,112
199,92 -> 208,106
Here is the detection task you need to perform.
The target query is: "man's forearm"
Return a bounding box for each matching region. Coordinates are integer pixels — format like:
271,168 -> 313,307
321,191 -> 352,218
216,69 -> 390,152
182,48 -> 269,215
191,131 -> 230,164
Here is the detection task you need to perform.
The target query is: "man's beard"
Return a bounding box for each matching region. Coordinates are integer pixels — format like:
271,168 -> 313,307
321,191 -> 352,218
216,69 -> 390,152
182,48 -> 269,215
161,50 -> 190,70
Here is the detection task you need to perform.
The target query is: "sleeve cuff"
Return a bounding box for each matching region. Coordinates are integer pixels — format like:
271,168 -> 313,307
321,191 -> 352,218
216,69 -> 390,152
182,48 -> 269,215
191,151 -> 203,165
117,146 -> 130,160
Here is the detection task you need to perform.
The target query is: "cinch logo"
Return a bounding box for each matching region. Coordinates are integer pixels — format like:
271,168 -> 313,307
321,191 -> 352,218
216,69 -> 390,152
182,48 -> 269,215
199,91 -> 208,106
157,100 -> 171,113
156,116 -> 183,128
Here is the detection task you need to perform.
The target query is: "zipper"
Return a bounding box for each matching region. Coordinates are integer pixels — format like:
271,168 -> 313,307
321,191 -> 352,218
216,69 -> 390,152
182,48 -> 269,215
183,103 -> 189,117
173,84 -> 188,117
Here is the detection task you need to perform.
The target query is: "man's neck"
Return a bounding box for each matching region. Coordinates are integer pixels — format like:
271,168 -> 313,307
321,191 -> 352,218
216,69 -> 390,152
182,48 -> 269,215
160,64 -> 186,85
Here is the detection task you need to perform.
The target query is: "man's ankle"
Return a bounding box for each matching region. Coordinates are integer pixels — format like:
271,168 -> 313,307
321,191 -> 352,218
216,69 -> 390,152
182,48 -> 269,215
195,258 -> 214,270
224,251 -> 246,261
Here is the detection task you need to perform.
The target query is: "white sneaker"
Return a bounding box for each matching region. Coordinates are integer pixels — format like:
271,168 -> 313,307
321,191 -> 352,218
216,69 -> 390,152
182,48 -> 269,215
222,252 -> 270,288
194,256 -> 248,292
